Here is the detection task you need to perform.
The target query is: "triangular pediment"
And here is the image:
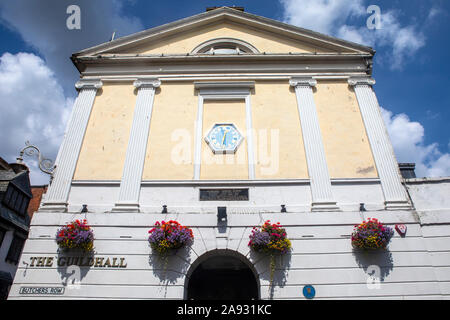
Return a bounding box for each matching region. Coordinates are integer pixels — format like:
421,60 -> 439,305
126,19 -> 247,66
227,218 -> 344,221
111,21 -> 333,55
74,7 -> 374,57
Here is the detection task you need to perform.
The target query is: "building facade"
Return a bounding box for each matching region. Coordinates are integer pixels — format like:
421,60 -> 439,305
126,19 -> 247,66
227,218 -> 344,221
8,7 -> 450,299
0,157 -> 31,299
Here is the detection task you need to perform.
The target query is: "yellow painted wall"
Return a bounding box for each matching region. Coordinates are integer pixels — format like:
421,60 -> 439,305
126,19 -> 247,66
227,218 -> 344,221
252,81 -> 308,179
200,100 -> 248,180
142,83 -> 197,180
115,22 -> 336,55
73,81 -> 377,181
73,82 -> 136,180
314,81 -> 378,178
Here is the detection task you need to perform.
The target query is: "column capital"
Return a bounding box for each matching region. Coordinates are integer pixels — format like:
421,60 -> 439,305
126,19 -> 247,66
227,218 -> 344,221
348,76 -> 376,87
133,78 -> 161,89
75,79 -> 103,91
289,77 -> 317,88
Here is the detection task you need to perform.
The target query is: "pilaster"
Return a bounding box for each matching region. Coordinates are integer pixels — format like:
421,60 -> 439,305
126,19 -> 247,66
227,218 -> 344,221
290,77 -> 339,211
40,80 -> 102,212
112,78 -> 160,212
348,77 -> 411,210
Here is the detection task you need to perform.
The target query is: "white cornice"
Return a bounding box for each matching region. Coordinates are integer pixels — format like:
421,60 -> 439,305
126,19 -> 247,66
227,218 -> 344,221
77,52 -> 372,61
70,178 -> 381,186
84,75 -> 364,82
77,58 -> 369,79
72,52 -> 372,75
71,179 -> 312,186
194,81 -> 255,89
194,81 -> 254,100
404,177 -> 450,184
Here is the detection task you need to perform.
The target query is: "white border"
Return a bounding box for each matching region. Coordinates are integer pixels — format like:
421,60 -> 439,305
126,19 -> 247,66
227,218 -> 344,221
193,82 -> 255,180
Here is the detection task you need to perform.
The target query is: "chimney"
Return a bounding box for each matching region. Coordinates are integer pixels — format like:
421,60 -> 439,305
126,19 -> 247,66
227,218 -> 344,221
206,6 -> 244,12
399,163 -> 416,179
9,162 -> 29,174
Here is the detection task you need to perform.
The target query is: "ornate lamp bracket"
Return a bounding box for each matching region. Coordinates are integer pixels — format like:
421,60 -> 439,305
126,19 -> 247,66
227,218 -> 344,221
16,141 -> 55,175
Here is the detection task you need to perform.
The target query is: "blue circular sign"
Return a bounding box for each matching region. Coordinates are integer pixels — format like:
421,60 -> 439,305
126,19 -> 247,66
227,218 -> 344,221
303,285 -> 315,299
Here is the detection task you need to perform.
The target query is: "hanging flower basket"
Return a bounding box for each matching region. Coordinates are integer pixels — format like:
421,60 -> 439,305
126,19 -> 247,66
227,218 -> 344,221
248,220 -> 291,294
351,218 -> 394,250
55,219 -> 94,253
148,220 -> 194,255
248,220 -> 292,255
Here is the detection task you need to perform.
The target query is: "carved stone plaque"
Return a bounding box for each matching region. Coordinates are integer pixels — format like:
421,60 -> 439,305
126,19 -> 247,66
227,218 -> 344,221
199,189 -> 249,201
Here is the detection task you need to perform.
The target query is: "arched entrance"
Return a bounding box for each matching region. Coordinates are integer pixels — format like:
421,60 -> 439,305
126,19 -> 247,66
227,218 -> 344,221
186,250 -> 259,300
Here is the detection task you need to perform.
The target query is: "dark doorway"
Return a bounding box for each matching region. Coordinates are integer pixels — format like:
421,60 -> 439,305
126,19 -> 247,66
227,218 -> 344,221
187,255 -> 258,300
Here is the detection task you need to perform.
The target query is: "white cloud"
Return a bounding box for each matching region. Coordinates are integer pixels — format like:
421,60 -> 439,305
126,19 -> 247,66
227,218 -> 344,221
338,10 -> 425,69
280,1 -> 446,176
381,107 -> 450,178
281,0 -> 365,34
0,0 -> 144,185
426,154 -> 450,178
0,52 -> 73,185
427,6 -> 441,21
0,0 -> 144,94
280,0 -> 426,69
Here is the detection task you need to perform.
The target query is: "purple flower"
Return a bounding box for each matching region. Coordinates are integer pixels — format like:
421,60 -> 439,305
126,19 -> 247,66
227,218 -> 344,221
74,230 -> 94,245
248,230 -> 270,251
148,228 -> 165,244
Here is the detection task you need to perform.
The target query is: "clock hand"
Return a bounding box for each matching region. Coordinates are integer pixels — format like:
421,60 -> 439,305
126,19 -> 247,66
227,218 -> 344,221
222,130 -> 228,145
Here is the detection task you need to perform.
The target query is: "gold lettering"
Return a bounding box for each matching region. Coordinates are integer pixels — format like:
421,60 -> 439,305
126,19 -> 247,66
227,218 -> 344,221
94,257 -> 104,267
36,257 -> 45,267
30,257 -> 38,267
112,257 -> 119,267
103,258 -> 112,268
48,256 -> 128,268
45,257 -> 54,267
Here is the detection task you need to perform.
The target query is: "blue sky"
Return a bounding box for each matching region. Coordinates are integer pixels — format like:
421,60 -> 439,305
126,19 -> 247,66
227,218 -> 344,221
0,0 -> 448,183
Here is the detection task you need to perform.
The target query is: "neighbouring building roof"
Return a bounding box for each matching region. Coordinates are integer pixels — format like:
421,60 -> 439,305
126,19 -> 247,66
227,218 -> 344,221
0,156 -> 31,233
27,185 -> 48,219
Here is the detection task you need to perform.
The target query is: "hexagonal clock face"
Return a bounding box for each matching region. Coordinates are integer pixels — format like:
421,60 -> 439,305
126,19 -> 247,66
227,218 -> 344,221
205,123 -> 243,154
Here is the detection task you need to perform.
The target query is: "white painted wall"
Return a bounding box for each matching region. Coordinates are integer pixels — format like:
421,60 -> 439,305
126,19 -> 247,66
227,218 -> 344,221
8,182 -> 450,300
67,180 -> 385,214
406,178 -> 450,212
407,178 -> 450,298
7,179 -> 450,299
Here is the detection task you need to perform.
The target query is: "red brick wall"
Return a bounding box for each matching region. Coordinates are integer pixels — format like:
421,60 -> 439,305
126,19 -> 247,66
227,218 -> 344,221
27,186 -> 48,220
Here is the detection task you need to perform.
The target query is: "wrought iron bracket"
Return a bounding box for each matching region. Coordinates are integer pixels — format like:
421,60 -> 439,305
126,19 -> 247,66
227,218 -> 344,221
16,141 -> 55,175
